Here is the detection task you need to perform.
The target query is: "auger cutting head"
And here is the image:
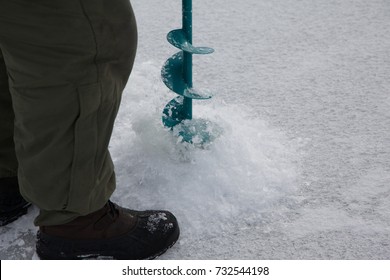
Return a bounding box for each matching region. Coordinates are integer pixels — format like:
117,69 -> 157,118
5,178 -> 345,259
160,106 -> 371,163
162,0 -> 220,145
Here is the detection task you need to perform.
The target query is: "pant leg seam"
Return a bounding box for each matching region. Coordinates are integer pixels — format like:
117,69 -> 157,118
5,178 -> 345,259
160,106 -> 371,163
78,0 -> 100,83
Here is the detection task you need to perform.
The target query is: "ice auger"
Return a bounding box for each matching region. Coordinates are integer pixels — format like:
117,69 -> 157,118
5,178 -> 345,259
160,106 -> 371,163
162,0 -> 216,144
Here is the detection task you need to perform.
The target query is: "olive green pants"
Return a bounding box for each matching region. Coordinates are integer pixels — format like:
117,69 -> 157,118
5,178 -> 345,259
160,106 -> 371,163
0,0 -> 137,226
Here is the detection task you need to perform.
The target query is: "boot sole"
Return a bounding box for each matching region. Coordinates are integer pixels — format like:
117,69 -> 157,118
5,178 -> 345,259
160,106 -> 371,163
36,225 -> 180,260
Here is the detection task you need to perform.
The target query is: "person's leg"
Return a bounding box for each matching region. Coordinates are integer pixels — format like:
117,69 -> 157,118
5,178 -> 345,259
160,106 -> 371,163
0,0 -> 137,226
0,48 -> 18,178
0,47 -> 30,226
0,0 -> 179,259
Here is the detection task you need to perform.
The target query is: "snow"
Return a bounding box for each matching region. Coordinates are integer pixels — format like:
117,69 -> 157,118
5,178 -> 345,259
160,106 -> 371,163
147,213 -> 168,233
1,0 -> 390,259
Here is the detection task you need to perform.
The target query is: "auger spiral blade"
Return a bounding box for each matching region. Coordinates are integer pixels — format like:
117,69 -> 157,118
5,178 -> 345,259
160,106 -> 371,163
162,96 -> 185,128
162,52 -> 212,100
167,29 -> 214,55
161,0 -> 220,145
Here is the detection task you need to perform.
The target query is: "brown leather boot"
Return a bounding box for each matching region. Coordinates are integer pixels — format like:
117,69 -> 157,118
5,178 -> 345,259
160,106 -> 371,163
0,177 -> 31,226
36,201 -> 180,259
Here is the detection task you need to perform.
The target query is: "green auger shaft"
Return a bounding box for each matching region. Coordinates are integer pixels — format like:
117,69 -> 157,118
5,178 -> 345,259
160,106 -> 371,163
182,0 -> 193,120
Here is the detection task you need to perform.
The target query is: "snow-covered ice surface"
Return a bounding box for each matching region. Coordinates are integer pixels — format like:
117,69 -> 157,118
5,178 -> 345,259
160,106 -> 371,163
1,0 -> 390,259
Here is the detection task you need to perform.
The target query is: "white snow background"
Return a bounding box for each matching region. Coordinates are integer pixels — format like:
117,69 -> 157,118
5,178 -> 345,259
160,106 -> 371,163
1,0 -> 389,259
